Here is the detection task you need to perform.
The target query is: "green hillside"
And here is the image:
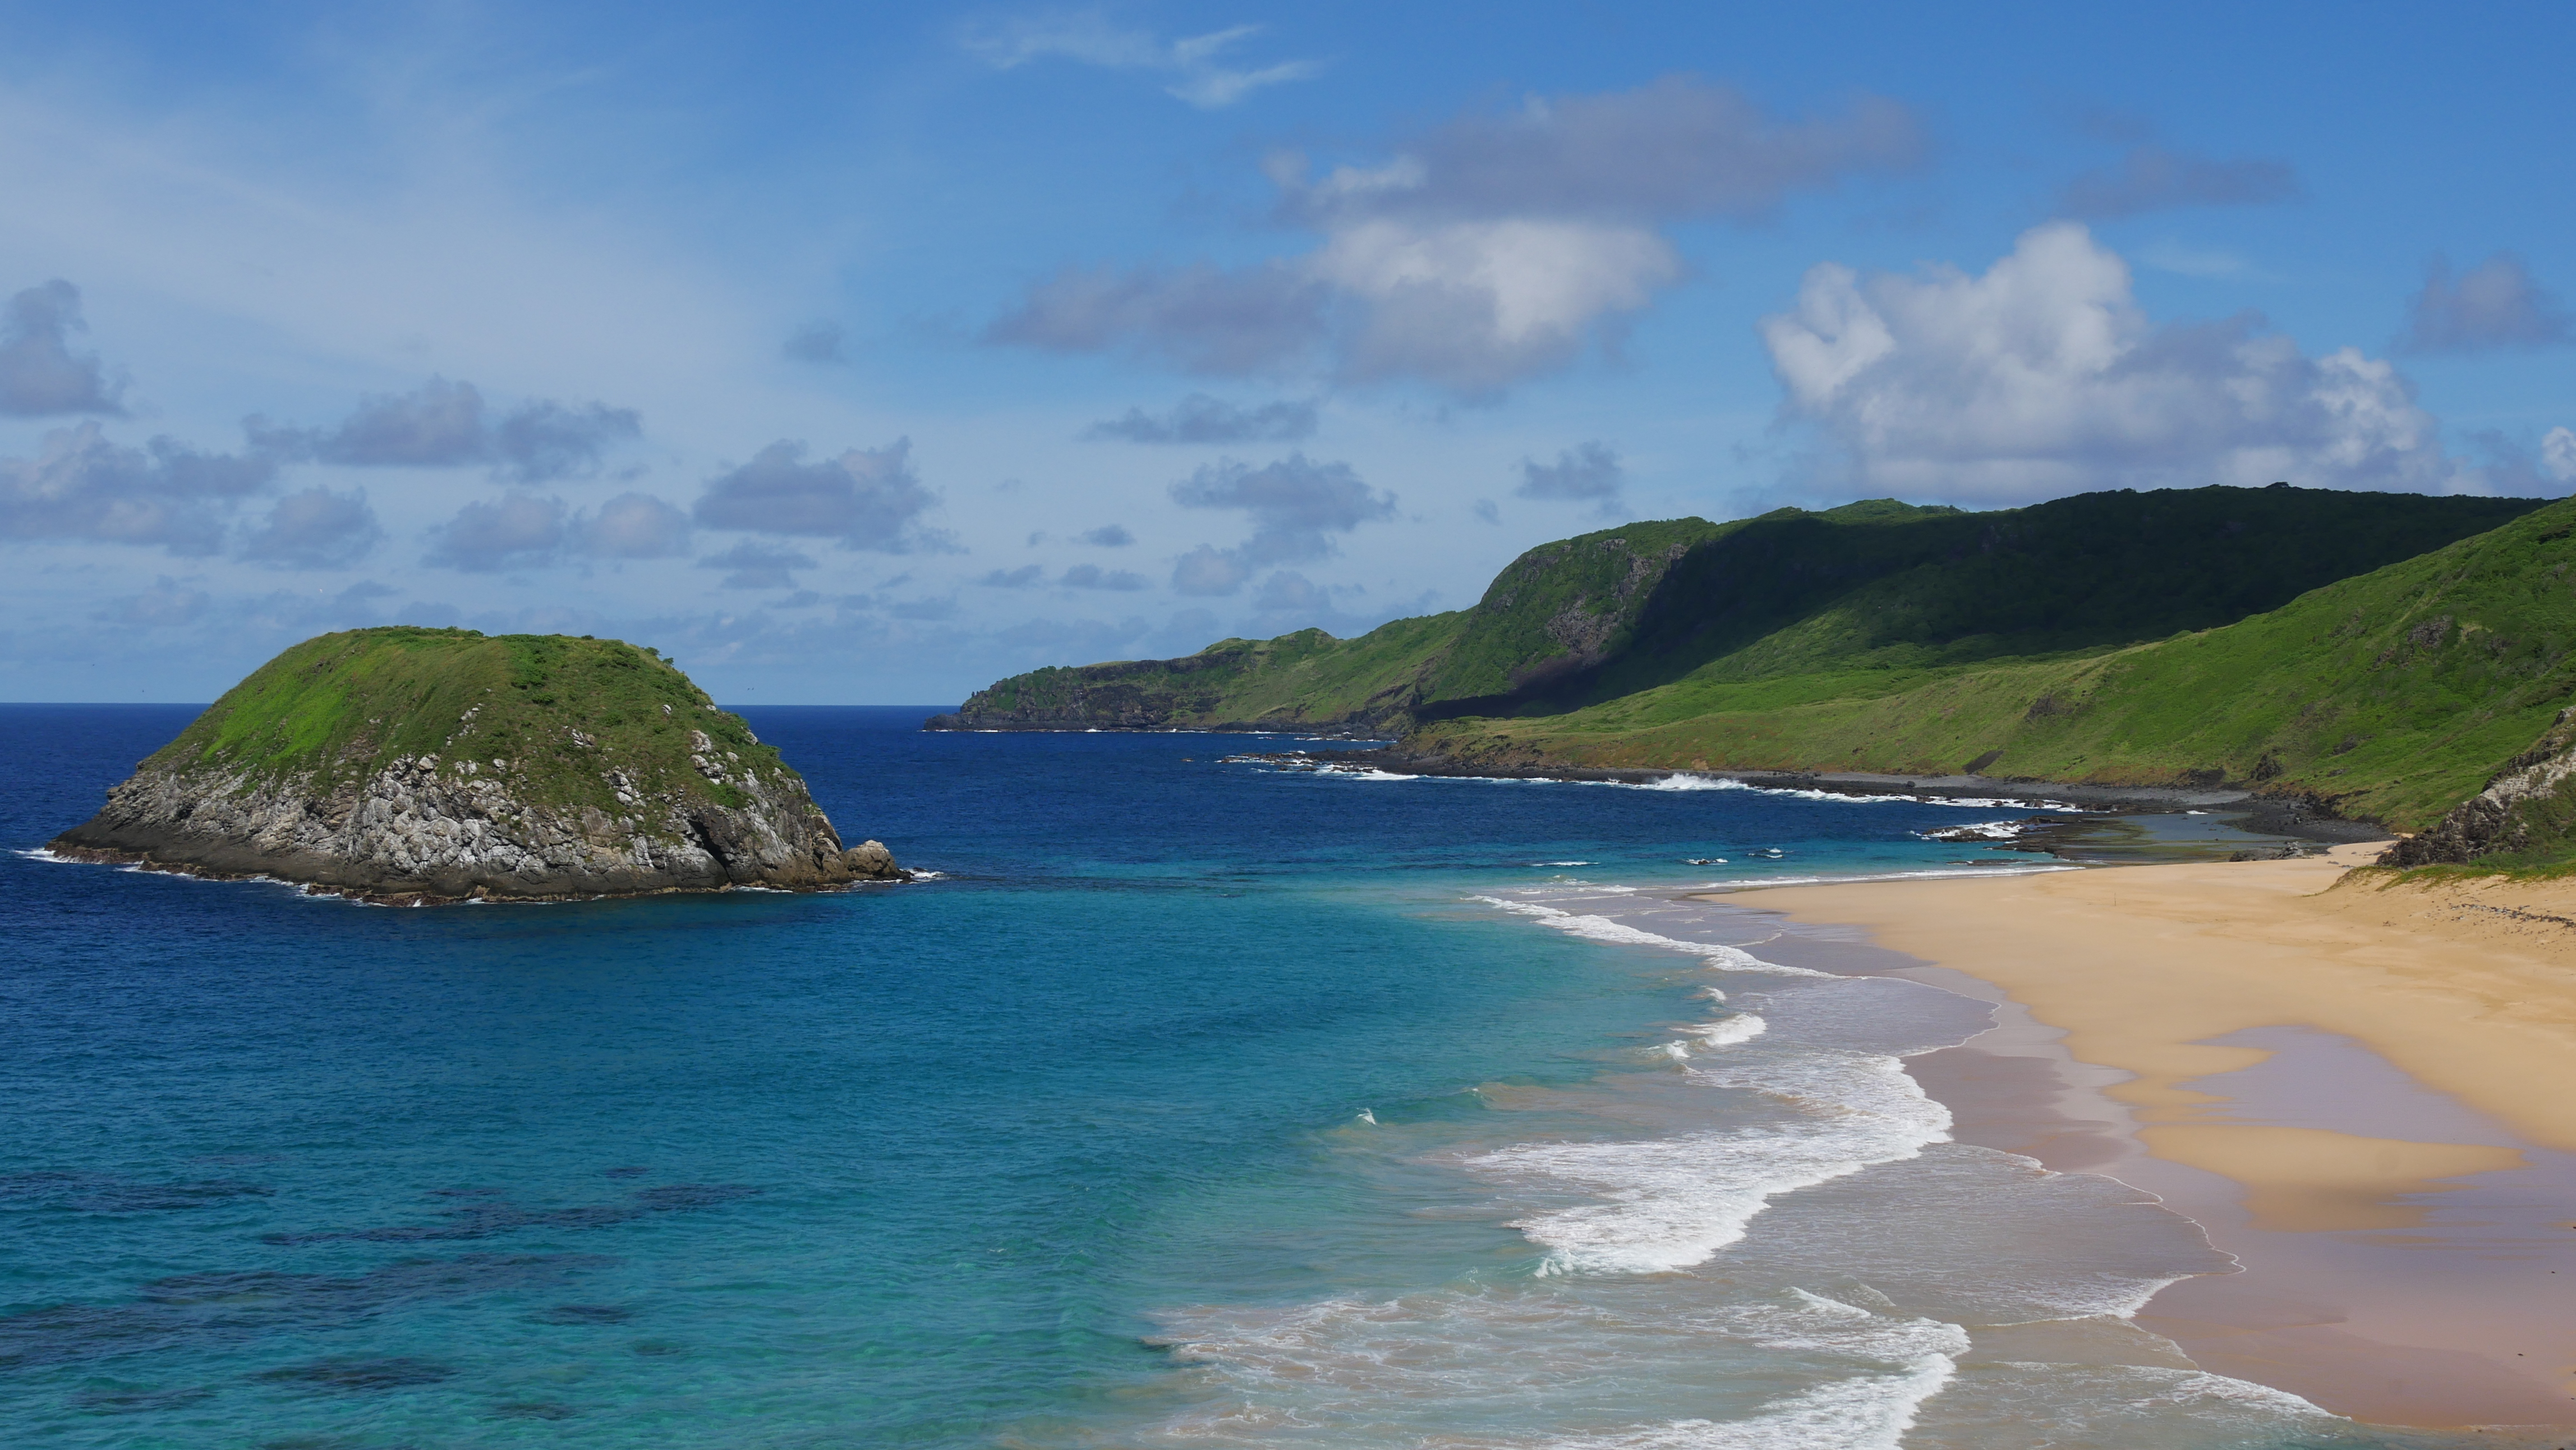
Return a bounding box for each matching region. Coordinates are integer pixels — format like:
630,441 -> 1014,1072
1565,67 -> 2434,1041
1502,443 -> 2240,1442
935,483 -> 2576,866
1421,494 -> 2576,843
932,487 -> 2537,735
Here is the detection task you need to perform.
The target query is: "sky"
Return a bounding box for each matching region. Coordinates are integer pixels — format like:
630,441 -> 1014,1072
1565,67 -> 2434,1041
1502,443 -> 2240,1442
3,1 -> 2572,704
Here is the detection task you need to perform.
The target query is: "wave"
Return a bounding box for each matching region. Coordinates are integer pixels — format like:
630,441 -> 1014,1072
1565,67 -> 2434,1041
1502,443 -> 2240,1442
1148,1286 -> 1968,1450
1468,898 -> 1832,978
1682,1014 -> 1767,1049
1468,1047 -> 1950,1276
1688,864 -> 2083,889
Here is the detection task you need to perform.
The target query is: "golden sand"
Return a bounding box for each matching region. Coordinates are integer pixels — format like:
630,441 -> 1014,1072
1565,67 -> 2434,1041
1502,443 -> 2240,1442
1715,845 -> 2576,1427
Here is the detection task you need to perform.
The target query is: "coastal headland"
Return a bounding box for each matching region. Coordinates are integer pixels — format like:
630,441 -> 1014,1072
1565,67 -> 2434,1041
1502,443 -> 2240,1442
50,626 -> 906,902
1716,849 -> 2576,1428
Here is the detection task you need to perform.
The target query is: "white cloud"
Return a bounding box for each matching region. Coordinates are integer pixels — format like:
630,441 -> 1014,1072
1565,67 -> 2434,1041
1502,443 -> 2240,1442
962,14 -> 1320,109
2543,426 -> 2576,484
0,420 -> 279,555
991,77 -> 1921,394
1760,222 -> 2464,503
692,439 -> 948,552
1315,219 -> 1680,391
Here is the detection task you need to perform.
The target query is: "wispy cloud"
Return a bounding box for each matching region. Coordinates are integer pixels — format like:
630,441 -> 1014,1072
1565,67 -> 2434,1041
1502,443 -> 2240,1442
990,77 -> 1922,394
2055,144 -> 2299,220
962,13 -> 1321,108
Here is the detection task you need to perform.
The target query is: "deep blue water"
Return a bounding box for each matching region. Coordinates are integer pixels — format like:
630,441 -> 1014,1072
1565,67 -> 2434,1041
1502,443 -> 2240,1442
0,708 -> 2501,1448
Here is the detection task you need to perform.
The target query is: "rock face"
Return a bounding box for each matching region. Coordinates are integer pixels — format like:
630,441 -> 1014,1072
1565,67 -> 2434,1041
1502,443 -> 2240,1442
2381,707 -> 2576,867
51,627 -> 907,902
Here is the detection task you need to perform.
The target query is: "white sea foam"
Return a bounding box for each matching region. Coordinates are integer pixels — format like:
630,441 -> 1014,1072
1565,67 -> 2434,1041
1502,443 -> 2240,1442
1469,898 -> 1832,978
1542,1353 -> 1957,1450
1692,864 -> 2082,889
1682,1014 -> 1766,1048
1917,819 -> 2023,840
1149,1286 -> 1967,1450
1470,1048 -> 1951,1275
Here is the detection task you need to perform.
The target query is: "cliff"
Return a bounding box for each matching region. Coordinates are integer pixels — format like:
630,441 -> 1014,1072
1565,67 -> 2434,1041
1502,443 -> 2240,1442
51,627 -> 905,902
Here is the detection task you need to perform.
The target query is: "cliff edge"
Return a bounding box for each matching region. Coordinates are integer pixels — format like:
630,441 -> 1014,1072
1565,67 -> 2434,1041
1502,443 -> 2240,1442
50,627 -> 905,902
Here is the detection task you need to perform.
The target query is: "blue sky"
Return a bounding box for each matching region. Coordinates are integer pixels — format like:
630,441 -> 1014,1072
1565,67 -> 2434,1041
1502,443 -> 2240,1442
3,1 -> 2570,703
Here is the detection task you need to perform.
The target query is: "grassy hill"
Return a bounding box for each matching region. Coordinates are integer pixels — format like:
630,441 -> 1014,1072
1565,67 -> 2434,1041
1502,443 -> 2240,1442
1420,495 -> 2576,842
156,626 -> 784,815
933,487 -> 2537,735
936,484 -> 2576,865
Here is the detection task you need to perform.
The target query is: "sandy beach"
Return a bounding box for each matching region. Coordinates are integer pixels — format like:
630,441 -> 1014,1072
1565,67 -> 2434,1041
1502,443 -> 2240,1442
1717,846 -> 2576,1429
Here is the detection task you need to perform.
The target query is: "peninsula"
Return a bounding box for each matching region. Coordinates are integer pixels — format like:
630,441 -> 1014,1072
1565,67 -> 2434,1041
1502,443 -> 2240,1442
51,626 -> 905,902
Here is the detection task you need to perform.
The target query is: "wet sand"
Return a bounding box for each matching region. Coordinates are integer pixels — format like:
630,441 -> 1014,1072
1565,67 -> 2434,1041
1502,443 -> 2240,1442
1713,846 -> 2576,1429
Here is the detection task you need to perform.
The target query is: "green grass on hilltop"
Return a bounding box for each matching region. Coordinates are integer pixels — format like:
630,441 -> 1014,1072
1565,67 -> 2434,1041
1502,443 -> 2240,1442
944,485 -> 2540,741
158,627 -> 785,814
1428,495 -> 2576,835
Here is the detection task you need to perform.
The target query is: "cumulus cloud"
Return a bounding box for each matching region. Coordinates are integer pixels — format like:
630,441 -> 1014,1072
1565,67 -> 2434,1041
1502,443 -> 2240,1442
0,421 -> 279,554
2055,145 -> 2301,219
700,540 -> 817,590
963,15 -> 1321,108
266,378 -> 642,483
1760,222 -> 2463,503
239,487 -> 381,569
1517,441 -> 1626,516
1083,394 -> 1318,444
1079,523 -> 1134,546
578,492 -> 693,558
423,494 -> 567,572
2545,427 -> 2576,484
980,564 -> 1044,588
692,438 -> 947,552
991,77 -> 1922,393
1060,563 -> 1147,590
1170,453 -> 1395,565
2400,253 -> 2572,353
783,320 -> 846,363
0,279 -> 125,416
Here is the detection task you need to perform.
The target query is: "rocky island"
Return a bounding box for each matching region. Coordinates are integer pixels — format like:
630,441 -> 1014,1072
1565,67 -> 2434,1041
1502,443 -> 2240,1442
50,626 -> 905,902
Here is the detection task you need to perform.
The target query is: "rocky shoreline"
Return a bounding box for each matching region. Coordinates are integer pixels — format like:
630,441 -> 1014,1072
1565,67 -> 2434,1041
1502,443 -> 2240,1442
50,741 -> 908,905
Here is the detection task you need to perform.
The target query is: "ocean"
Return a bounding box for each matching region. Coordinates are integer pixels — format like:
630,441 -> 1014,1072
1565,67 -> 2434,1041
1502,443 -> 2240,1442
0,705 -> 2519,1448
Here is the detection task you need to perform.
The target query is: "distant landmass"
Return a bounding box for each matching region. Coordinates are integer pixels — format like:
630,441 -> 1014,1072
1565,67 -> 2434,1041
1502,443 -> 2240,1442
933,484 -> 2576,869
53,627 -> 905,902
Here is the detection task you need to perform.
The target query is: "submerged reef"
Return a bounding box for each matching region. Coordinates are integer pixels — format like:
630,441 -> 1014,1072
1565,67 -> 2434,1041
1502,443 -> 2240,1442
51,627 -> 905,902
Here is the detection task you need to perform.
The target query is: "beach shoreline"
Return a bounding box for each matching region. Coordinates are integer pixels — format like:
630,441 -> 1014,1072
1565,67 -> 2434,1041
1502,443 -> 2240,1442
1712,847 -> 2576,1429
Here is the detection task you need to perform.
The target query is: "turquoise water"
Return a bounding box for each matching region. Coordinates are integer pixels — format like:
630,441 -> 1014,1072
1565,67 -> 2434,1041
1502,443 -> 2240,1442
0,708 -> 2530,1447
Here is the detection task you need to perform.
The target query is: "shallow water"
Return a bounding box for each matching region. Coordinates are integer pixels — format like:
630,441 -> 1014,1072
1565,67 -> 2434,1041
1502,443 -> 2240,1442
0,706 -> 2534,1447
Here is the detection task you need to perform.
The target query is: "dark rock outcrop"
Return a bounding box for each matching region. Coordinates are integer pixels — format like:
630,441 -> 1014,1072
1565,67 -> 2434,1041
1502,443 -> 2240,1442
2380,706 -> 2576,866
